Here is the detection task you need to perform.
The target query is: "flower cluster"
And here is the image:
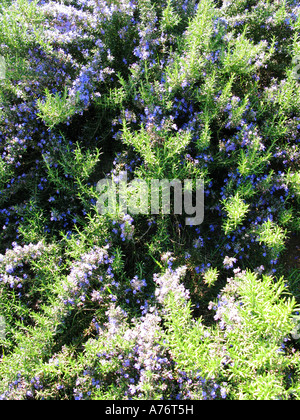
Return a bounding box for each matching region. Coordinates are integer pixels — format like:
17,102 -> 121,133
223,256 -> 237,269
0,374 -> 30,400
75,309 -> 227,400
0,241 -> 48,289
154,266 -> 189,307
175,369 -> 227,400
72,308 -> 176,400
104,303 -> 128,335
112,213 -> 135,241
124,275 -> 147,307
61,246 -> 115,307
208,291 -> 242,332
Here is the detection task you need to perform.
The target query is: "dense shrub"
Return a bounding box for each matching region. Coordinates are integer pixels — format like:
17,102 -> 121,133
0,0 -> 300,400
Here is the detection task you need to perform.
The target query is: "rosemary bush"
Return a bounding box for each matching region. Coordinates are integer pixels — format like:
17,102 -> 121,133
0,0 -> 300,400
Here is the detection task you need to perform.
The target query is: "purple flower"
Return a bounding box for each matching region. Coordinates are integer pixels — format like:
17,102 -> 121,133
223,256 -> 237,269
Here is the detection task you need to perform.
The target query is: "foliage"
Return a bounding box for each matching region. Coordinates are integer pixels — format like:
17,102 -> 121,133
0,0 -> 300,400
